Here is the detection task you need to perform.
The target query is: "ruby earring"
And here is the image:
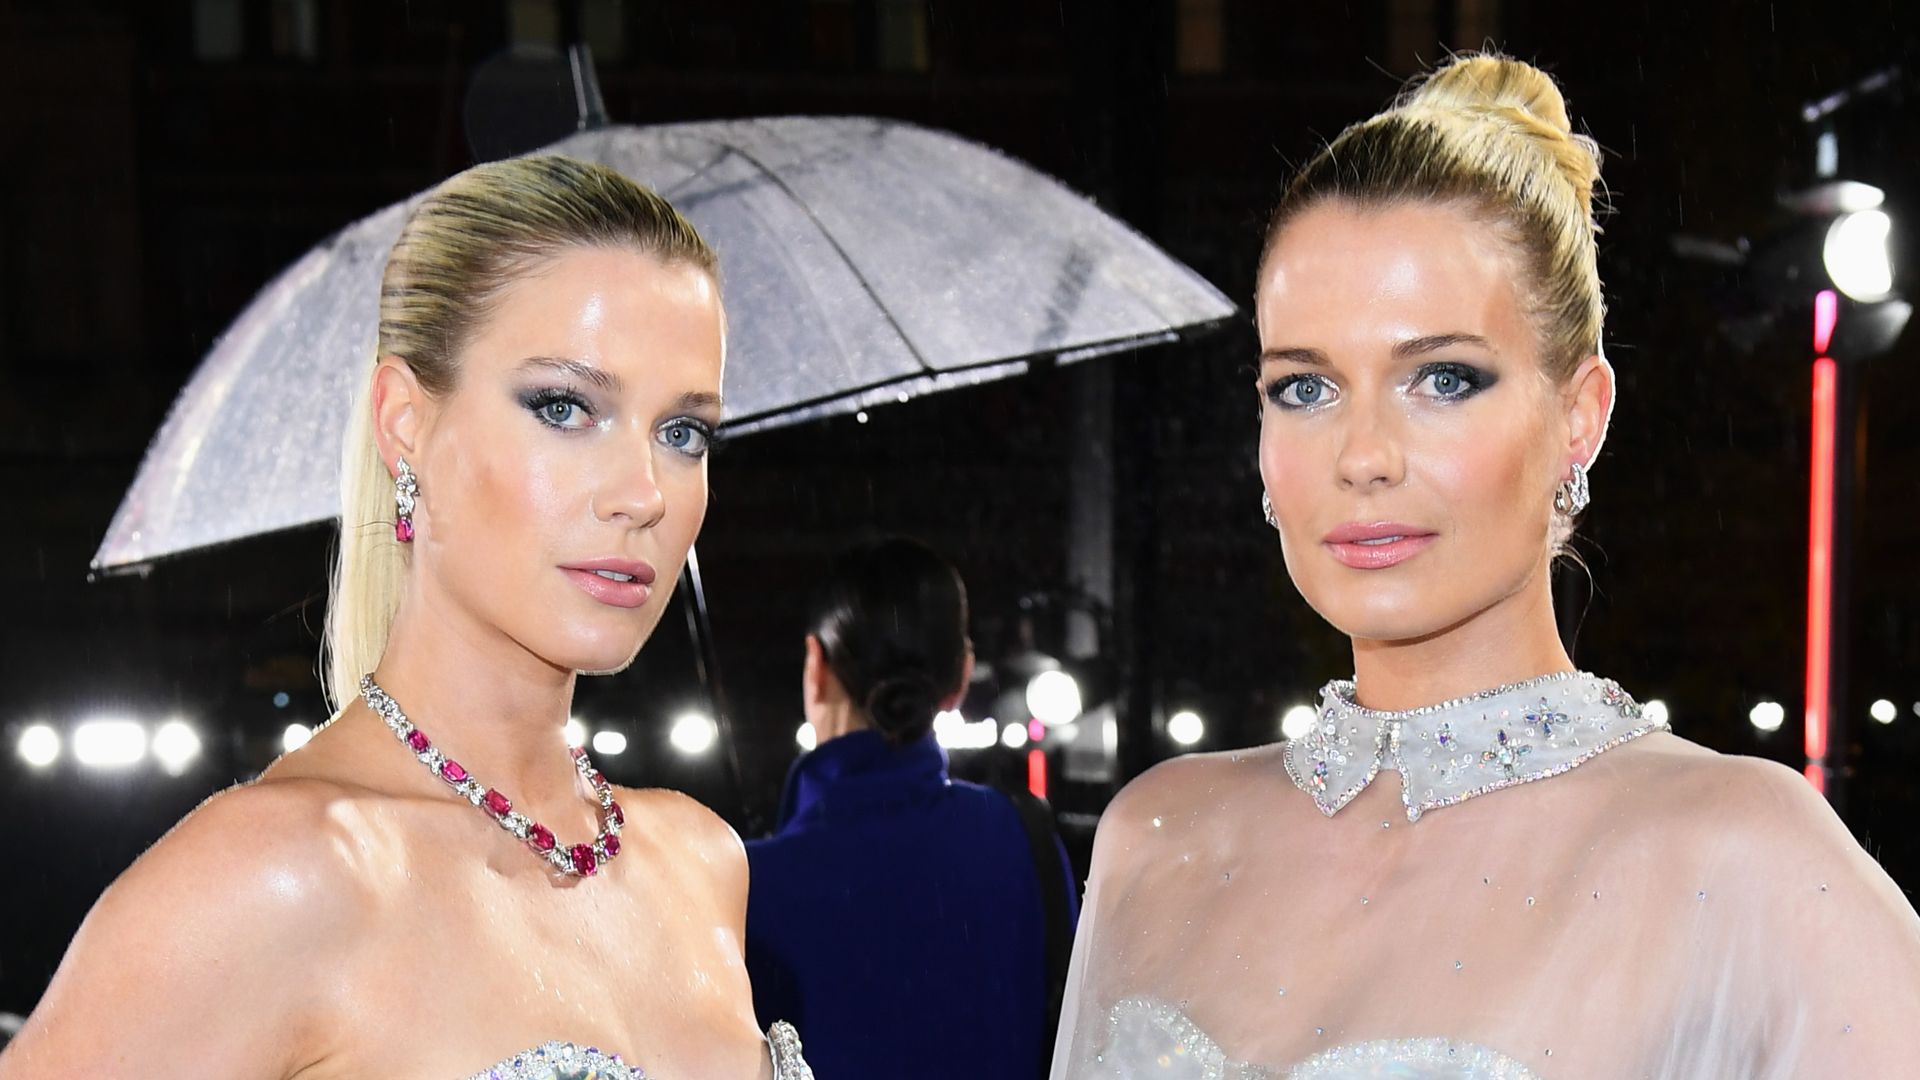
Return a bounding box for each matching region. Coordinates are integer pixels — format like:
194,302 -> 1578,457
394,457 -> 419,543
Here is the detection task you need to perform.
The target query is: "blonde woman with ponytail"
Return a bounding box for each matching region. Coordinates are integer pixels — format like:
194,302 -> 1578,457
1050,56 -> 1920,1079
2,157 -> 813,1080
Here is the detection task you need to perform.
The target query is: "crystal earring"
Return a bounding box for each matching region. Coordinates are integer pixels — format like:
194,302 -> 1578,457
1552,461 -> 1590,516
394,457 -> 420,543
1261,491 -> 1279,528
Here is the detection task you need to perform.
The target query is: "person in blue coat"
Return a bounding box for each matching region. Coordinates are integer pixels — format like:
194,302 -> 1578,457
745,537 -> 1078,1080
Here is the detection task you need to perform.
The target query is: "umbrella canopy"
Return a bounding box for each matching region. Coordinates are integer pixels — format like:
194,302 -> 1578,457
94,116 -> 1234,572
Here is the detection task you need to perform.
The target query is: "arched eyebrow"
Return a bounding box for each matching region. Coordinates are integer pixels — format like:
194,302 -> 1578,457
1393,333 -> 1494,358
1259,333 -> 1494,367
670,390 -> 724,417
516,356 -> 622,392
1258,346 -> 1329,367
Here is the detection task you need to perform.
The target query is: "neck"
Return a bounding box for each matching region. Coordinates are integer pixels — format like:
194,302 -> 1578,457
366,586 -> 591,829
1348,565 -> 1573,712
811,699 -> 870,745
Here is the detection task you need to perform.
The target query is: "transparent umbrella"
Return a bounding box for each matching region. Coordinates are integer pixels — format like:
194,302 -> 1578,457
93,116 -> 1234,572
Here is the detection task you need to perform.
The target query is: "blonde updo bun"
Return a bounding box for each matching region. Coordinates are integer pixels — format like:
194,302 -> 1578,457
1263,53 -> 1606,381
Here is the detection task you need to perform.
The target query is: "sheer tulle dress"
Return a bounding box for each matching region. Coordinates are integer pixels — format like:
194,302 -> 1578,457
1050,672 -> 1920,1078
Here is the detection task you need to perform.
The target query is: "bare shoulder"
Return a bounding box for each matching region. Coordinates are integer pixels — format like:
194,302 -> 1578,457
1616,733 -> 1846,842
1090,744 -> 1291,878
72,773 -> 379,952
2,776 -> 379,1076
1616,734 -> 1914,909
617,786 -> 747,903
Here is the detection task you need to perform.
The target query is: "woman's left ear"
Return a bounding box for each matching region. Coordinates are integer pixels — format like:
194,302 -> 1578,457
1564,353 -> 1615,470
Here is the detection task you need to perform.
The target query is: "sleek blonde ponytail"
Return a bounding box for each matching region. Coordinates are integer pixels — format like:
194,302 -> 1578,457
1262,54 -> 1606,381
323,155 -> 717,710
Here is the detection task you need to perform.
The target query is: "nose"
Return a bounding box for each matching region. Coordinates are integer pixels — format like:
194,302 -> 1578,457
592,441 -> 667,528
1333,398 -> 1406,492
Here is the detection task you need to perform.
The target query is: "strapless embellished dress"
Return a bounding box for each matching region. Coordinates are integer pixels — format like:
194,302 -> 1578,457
1097,997 -> 1541,1079
465,1020 -> 812,1080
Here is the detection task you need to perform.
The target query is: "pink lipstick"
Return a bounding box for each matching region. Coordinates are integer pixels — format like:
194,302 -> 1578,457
1321,522 -> 1437,570
561,558 -> 658,609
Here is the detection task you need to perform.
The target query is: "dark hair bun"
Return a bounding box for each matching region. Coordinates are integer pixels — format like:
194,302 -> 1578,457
864,672 -> 941,741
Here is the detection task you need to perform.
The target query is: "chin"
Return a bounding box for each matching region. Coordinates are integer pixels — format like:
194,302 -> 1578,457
1302,584 -> 1468,646
529,619 -> 657,677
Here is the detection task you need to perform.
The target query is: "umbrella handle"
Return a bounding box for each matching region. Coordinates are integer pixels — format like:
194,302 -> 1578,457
561,0 -> 609,131
680,544 -> 748,817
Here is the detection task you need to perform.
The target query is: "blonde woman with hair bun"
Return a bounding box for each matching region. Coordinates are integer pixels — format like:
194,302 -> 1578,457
1049,55 -> 1920,1079
1,156 -> 813,1079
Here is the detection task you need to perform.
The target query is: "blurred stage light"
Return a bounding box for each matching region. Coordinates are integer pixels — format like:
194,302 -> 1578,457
1869,699 -> 1897,724
272,691 -> 290,709
564,717 -> 588,749
1824,208 -> 1894,301
933,710 -> 997,750
17,724 -> 60,768
74,718 -> 147,767
1749,701 -> 1786,733
281,723 -> 313,752
151,719 -> 202,774
1167,710 -> 1205,747
669,712 -> 717,756
795,723 -> 818,751
1280,705 -> 1316,741
1001,721 -> 1028,748
591,730 -> 629,756
1644,700 -> 1670,726
1026,670 -> 1083,727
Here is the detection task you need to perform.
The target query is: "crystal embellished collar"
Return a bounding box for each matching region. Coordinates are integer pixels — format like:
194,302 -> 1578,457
1282,671 -> 1664,821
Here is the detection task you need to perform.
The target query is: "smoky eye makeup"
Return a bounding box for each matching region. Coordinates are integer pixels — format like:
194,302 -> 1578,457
1264,372 -> 1338,410
1409,361 -> 1498,401
517,385 -> 599,430
656,416 -> 718,458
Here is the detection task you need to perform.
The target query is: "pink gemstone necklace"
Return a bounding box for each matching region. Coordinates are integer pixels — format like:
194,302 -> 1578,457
359,674 -> 624,877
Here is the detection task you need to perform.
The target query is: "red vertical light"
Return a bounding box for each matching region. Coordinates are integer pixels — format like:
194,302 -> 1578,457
1805,352 -> 1838,783
1027,747 -> 1048,800
1804,762 -> 1828,795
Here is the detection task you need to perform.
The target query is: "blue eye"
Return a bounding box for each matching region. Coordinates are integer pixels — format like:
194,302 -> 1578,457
658,418 -> 714,458
520,388 -> 596,429
1267,374 -> 1338,410
1412,362 -> 1495,401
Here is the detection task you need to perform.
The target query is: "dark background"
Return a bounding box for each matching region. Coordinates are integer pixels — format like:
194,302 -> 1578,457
4,0 -> 1918,1017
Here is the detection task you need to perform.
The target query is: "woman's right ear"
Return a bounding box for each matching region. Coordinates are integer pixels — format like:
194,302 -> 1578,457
370,356 -> 424,474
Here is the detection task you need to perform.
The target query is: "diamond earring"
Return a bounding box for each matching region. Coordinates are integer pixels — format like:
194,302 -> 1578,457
1261,491 -> 1278,529
394,457 -> 420,543
1552,461 -> 1590,516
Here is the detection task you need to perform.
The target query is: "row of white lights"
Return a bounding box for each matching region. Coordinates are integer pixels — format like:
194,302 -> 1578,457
18,711 -> 728,771
39,692 -> 1901,771
1749,698 -> 1909,732
16,718 -> 203,774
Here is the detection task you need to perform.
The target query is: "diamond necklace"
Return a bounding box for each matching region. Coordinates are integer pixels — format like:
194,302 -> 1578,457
359,674 -> 624,877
